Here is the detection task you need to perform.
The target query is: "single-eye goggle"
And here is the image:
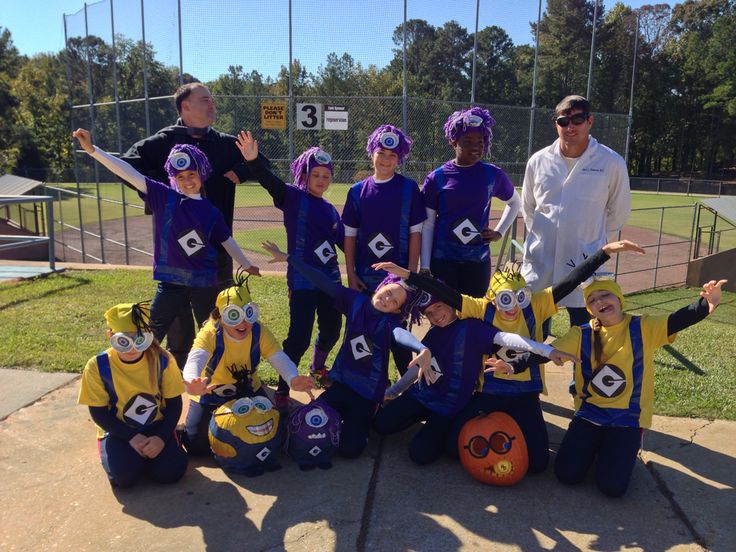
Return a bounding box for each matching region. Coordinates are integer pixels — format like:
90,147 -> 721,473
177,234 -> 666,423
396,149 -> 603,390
221,303 -> 260,327
494,287 -> 532,312
378,132 -> 400,150
311,150 -> 332,165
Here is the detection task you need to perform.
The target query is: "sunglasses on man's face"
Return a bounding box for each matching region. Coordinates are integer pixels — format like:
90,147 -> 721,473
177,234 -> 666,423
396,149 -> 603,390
555,112 -> 589,127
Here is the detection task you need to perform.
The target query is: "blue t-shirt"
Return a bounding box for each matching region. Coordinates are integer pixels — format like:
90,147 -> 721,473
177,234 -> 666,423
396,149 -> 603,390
422,161 -> 514,262
328,287 -> 402,402
142,177 -> 230,287
342,174 -> 425,291
278,185 -> 343,290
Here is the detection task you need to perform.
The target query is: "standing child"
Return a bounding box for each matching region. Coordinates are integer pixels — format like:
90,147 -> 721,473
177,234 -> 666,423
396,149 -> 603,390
72,129 -> 259,361
552,278 -> 727,497
421,107 -> 521,298
262,241 -> 432,459
235,132 -> 343,409
181,272 -> 316,455
78,302 -> 187,488
342,124 -> 426,374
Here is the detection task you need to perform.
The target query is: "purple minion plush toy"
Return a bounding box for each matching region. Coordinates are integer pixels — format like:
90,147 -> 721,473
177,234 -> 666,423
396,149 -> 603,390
285,401 -> 342,470
164,144 -> 213,195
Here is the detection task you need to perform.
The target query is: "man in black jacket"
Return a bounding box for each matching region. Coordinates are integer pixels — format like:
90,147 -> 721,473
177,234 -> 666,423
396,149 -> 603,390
122,82 -> 268,369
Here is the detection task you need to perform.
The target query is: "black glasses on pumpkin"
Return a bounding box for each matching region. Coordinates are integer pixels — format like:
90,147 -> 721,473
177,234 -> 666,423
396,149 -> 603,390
554,112 -> 589,127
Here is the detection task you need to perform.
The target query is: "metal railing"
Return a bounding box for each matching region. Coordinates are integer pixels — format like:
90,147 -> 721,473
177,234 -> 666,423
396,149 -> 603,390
0,196 -> 56,271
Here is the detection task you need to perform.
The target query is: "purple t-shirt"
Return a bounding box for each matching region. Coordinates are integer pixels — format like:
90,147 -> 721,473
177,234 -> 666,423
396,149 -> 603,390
411,318 -> 498,416
142,178 -> 230,287
278,185 -> 344,290
342,174 -> 425,291
422,161 -> 514,262
329,287 -> 402,402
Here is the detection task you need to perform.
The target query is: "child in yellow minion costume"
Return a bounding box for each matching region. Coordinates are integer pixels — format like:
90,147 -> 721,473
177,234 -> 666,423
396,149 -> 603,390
182,271 -> 316,455
374,239 -> 644,472
78,302 -> 187,488
551,277 -> 726,497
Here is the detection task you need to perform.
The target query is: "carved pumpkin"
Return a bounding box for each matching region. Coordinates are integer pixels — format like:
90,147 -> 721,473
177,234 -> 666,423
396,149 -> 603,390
458,412 -> 528,486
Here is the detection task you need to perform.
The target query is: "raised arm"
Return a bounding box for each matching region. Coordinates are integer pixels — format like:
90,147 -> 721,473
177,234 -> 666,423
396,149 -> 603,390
221,237 -> 261,276
73,129 -> 147,193
236,131 -> 287,205
551,240 -> 645,304
371,262 -> 463,311
667,279 -> 726,335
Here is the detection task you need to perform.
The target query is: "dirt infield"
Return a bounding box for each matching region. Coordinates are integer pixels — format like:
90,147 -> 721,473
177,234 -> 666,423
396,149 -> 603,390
50,204 -> 702,293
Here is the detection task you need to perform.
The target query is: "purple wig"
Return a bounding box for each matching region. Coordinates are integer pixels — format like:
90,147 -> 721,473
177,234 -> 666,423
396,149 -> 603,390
290,147 -> 333,191
443,106 -> 496,155
366,124 -> 413,163
375,273 -> 426,327
164,144 -> 212,193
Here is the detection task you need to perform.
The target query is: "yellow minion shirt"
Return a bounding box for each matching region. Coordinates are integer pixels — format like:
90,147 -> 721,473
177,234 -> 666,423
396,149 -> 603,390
78,349 -> 183,439
552,313 -> 676,428
190,319 -> 280,402
459,288 -> 557,392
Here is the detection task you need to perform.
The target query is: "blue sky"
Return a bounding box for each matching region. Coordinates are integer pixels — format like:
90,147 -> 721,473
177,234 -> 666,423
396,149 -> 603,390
5,0 -> 654,82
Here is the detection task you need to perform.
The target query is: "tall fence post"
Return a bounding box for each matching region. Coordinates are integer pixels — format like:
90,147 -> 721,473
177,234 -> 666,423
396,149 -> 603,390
177,0 -> 183,86
586,0 -> 599,100
140,0 -> 151,135
624,15 -> 639,166
288,0 -> 294,162
402,0 -> 408,134
470,0 -> 480,104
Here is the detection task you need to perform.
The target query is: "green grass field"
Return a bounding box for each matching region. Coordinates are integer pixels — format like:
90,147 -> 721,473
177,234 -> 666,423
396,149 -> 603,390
1,269 -> 733,420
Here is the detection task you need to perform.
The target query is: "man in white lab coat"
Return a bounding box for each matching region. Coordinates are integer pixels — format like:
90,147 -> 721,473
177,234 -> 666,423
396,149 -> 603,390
521,95 -> 631,333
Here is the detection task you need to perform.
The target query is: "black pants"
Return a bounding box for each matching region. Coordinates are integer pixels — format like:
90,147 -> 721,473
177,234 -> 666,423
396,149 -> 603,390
277,289 -> 342,394
373,392 -> 454,465
318,381 -> 376,459
554,416 -> 642,497
448,392 -> 549,473
149,281 -> 220,370
430,257 -> 492,298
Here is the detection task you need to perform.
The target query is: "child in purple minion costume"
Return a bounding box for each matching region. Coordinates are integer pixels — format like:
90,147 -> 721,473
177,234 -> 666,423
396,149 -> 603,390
421,107 -> 521,298
236,132 -> 344,410
262,241 -> 432,459
342,125 -> 426,375
72,129 -> 260,356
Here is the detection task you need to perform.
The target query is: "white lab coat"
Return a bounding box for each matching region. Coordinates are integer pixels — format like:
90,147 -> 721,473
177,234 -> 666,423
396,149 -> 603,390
520,136 -> 631,308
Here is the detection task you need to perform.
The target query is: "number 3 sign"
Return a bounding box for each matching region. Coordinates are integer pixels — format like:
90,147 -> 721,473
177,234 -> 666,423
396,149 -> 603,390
296,103 -> 322,130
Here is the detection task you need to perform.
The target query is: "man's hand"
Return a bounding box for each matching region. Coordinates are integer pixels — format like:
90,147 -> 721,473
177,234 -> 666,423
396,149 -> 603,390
224,170 -> 240,185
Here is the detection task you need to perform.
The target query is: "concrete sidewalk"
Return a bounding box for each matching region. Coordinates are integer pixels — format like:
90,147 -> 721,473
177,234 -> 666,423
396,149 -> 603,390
0,366 -> 734,551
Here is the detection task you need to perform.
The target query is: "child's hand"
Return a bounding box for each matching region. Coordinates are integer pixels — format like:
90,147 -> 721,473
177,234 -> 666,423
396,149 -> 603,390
347,272 -> 368,292
140,435 -> 165,459
481,229 -> 502,242
128,433 -> 148,457
290,375 -> 317,401
372,262 -> 410,279
700,279 -> 727,313
603,239 -> 645,256
246,265 -> 261,277
410,349 -> 433,385
235,130 -> 258,161
548,349 -> 580,366
72,128 -> 95,154
484,357 -> 514,375
183,377 -> 215,396
262,241 -> 287,263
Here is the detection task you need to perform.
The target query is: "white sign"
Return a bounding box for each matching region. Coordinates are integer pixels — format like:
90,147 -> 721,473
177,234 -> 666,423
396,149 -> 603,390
324,105 -> 348,130
296,103 -> 322,130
